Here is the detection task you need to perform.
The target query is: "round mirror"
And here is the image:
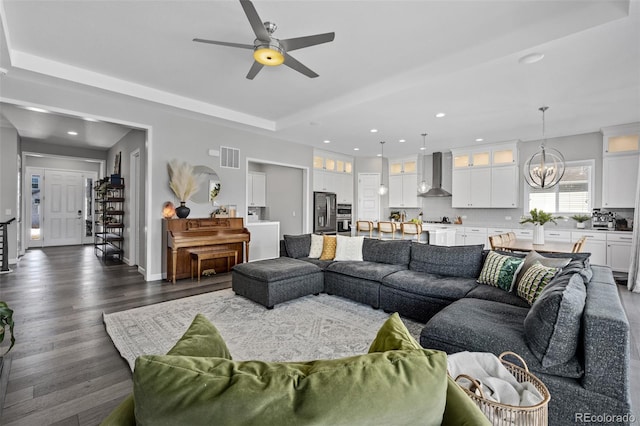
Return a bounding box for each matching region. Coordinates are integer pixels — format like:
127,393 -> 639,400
192,165 -> 221,204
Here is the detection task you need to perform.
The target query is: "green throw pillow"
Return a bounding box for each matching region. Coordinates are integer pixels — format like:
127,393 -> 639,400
133,351 -> 449,426
369,313 -> 491,426
369,312 -> 421,353
100,314 -> 230,426
517,261 -> 559,305
478,251 -> 525,291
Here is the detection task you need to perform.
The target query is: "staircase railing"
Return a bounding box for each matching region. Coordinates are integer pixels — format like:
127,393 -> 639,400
0,218 -> 16,273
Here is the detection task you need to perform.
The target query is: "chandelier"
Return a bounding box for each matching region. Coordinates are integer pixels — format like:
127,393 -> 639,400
417,133 -> 431,194
378,141 -> 388,195
524,106 -> 565,189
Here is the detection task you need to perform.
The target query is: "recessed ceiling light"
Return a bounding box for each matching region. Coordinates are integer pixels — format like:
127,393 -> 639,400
377,153 -> 382,157
353,148 -> 360,151
420,146 -> 426,150
399,139 -> 406,143
518,52 -> 544,64
475,138 -> 484,142
435,112 -> 446,118
323,140 -> 331,144
67,131 -> 78,136
25,106 -> 48,113
84,117 -> 99,122
370,128 -> 378,133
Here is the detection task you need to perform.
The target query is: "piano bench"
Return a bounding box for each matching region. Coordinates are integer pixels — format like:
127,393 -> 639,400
232,257 -> 323,309
188,248 -> 238,282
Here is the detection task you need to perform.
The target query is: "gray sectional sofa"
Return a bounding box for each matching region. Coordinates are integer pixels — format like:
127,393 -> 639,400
243,235 -> 631,425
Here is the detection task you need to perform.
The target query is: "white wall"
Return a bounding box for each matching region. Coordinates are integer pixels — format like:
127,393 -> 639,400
0,126 -> 19,264
0,71 -> 313,280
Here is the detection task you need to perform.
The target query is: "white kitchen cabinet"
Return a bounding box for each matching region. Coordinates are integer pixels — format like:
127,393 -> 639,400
247,172 -> 266,207
314,169 -> 337,192
424,227 -> 457,246
246,221 -> 280,262
607,232 -> 633,272
602,155 -> 639,208
336,173 -> 354,204
455,227 -> 488,248
389,174 -> 419,208
490,166 -> 519,208
544,230 -> 571,242
515,229 -> 534,240
571,231 -> 607,266
452,168 -> 491,208
452,142 -> 519,209
602,124 -> 639,209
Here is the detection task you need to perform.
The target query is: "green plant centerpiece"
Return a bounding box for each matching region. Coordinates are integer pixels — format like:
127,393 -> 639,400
0,301 -> 15,356
520,208 -> 562,244
571,214 -> 591,228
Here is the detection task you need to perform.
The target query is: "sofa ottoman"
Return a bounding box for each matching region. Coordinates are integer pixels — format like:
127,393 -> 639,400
232,257 -> 324,309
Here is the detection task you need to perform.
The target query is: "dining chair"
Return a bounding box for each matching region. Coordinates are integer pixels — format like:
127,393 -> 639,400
401,222 -> 423,243
356,220 -> 374,238
506,232 -> 516,241
377,221 -> 396,240
572,236 -> 588,253
489,234 -> 503,250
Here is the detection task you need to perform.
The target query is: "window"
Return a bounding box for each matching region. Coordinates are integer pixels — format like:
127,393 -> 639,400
525,160 -> 594,214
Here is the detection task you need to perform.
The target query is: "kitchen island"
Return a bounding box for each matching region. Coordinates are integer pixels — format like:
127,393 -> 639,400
245,221 -> 280,262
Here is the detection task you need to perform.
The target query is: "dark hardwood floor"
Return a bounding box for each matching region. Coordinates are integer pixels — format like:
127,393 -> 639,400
0,246 -> 638,425
0,246 -> 231,425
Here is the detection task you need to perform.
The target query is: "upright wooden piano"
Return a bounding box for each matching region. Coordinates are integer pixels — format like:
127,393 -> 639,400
163,217 -> 250,283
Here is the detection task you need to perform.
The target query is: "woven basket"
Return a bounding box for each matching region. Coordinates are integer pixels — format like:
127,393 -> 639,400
454,351 -> 551,426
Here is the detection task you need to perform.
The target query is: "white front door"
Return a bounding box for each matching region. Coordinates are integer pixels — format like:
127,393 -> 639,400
44,170 -> 84,246
358,173 -> 381,221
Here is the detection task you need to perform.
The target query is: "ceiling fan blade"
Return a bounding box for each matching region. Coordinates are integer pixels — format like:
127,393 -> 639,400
283,53 -> 319,78
280,32 -> 335,52
193,38 -> 254,49
239,0 -> 270,42
246,61 -> 264,80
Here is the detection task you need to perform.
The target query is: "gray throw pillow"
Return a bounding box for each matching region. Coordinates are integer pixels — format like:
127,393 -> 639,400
283,234 -> 311,259
512,250 -> 572,292
409,244 -> 484,278
524,272 -> 587,368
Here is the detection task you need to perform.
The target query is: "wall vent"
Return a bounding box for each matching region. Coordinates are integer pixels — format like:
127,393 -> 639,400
220,146 -> 240,169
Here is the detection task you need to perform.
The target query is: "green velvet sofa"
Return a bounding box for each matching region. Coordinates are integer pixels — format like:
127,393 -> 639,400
101,313 -> 490,425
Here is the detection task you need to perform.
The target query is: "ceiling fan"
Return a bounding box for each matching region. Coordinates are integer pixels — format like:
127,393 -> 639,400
193,0 -> 335,80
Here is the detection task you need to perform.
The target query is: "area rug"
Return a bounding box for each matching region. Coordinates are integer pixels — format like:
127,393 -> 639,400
103,289 -> 425,370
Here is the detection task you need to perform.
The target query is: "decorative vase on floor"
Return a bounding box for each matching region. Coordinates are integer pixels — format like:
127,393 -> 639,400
175,202 -> 190,219
533,224 -> 545,245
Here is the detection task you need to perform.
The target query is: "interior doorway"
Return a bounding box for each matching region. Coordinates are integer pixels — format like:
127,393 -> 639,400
27,167 -> 98,247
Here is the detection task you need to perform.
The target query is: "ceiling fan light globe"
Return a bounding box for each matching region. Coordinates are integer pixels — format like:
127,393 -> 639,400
254,47 -> 284,66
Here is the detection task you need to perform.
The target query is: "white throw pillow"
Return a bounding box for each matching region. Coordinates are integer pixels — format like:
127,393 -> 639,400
308,234 -> 324,258
333,235 -> 364,261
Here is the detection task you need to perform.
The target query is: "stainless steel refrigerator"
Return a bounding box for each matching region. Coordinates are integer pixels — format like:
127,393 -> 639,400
313,191 -> 337,234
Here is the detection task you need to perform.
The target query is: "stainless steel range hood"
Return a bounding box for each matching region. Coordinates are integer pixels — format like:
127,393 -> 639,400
420,152 -> 451,197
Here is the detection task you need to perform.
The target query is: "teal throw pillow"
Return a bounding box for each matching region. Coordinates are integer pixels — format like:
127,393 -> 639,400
477,251 -> 525,291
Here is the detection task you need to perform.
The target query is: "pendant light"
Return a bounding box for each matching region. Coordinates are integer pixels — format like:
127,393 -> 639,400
417,133 -> 431,194
378,141 -> 388,195
524,106 -> 565,189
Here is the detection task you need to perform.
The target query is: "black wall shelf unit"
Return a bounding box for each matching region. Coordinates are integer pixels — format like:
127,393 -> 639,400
94,177 -> 125,263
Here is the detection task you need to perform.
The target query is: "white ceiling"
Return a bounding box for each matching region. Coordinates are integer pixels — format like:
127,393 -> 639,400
1,0 -> 639,156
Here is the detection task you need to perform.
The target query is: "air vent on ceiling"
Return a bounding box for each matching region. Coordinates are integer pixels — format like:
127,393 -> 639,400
220,146 -> 240,169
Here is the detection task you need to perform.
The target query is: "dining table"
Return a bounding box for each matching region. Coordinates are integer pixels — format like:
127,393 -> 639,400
492,238 -> 576,254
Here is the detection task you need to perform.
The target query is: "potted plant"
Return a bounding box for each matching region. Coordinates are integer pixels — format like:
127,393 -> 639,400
1,301 -> 15,358
520,208 -> 562,244
167,160 -> 202,218
571,214 -> 591,229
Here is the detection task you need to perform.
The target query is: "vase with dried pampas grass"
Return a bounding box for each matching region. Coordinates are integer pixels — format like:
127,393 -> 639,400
167,160 -> 202,218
